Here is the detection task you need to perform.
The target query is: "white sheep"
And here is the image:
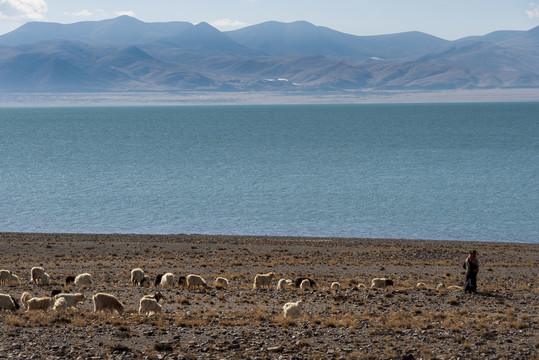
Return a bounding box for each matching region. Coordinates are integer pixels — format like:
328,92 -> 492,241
0,293 -> 20,312
54,293 -> 86,309
253,272 -> 275,290
53,297 -> 68,311
138,297 -> 162,315
283,300 -> 302,319
74,273 -> 92,286
42,273 -> 51,284
416,282 -> 428,289
0,269 -> 21,285
142,291 -> 165,302
330,282 -> 341,291
436,283 -> 446,290
30,267 -> 44,284
277,278 -> 293,290
371,278 -> 394,289
20,292 -> 32,309
93,293 -> 124,314
0,270 -> 10,285
130,268 -> 145,287
186,274 -> 208,290
357,283 -> 367,290
447,285 -> 463,291
160,273 -> 175,288
214,277 -> 229,289
30,267 -> 50,285
9,273 -> 21,285
294,277 -> 316,288
26,297 -> 54,312
300,279 -> 311,290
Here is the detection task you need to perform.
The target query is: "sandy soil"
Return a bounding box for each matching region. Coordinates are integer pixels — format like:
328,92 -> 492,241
0,232 -> 537,359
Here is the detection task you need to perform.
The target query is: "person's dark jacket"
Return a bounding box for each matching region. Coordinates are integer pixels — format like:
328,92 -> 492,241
465,258 -> 478,276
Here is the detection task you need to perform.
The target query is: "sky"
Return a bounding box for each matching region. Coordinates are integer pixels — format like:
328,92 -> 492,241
0,0 -> 539,40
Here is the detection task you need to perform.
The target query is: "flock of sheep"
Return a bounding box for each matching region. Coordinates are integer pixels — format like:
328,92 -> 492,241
1,266 -> 434,320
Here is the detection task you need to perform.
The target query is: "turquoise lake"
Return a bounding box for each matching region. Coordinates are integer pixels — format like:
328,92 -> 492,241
0,103 -> 537,243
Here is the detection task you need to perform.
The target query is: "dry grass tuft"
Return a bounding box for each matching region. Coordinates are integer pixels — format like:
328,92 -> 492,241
447,296 -> 460,306
4,315 -> 25,327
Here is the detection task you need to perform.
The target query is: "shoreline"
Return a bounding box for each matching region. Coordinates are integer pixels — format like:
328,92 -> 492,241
0,232 -> 537,359
2,231 -> 536,245
1,88 -> 539,107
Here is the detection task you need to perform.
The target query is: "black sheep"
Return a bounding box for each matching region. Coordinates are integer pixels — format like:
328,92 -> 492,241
154,274 -> 164,287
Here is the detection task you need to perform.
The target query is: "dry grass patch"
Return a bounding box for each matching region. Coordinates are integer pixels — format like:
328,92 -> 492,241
71,316 -> 87,327
273,315 -> 298,328
3,315 -> 25,327
24,312 -> 71,327
175,317 -> 211,327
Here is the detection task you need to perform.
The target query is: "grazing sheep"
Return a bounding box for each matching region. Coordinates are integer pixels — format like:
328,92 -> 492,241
331,282 -> 341,291
93,293 -> 124,314
65,276 -> 76,285
436,283 -> 446,290
253,272 -> 275,290
447,285 -> 463,291
75,273 -> 92,286
142,291 -> 165,302
371,278 -> 394,289
9,273 -> 21,285
294,277 -> 316,289
187,274 -> 208,290
416,282 -> 428,289
160,273 -> 175,288
54,293 -> 86,309
154,274 -> 164,287
41,273 -> 51,285
357,283 -> 368,290
130,268 -> 145,287
140,275 -> 151,287
30,267 -> 50,285
26,297 -> 54,312
139,297 -> 162,315
0,269 -> 21,285
53,297 -> 67,311
20,292 -> 32,309
0,270 -> 10,285
214,277 -> 229,289
178,276 -> 187,288
50,288 -> 63,297
277,279 -> 294,290
0,293 -> 20,312
283,300 -> 302,319
300,279 -> 311,290
30,267 -> 44,284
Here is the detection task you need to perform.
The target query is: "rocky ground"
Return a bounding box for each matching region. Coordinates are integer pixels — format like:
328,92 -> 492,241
0,233 -> 537,359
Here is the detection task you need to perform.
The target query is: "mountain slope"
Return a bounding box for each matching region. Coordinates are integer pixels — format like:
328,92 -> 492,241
0,16 -> 193,46
226,21 -> 450,61
0,16 -> 538,91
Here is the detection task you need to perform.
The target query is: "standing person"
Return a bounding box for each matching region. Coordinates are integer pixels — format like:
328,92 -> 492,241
464,250 -> 479,293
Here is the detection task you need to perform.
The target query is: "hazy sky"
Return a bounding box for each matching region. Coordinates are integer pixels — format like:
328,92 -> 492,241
1,0 -> 538,40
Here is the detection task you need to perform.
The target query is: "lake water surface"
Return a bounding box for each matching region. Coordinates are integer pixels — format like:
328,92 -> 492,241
0,103 -> 537,243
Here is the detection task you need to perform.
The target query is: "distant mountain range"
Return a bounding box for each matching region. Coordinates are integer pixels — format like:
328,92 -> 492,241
1,15 -> 538,92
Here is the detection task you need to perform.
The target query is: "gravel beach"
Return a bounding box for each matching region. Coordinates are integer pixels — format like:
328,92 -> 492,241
0,232 -> 537,359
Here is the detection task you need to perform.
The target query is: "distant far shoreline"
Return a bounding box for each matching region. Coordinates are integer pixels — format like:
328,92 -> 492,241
1,88 -> 539,107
